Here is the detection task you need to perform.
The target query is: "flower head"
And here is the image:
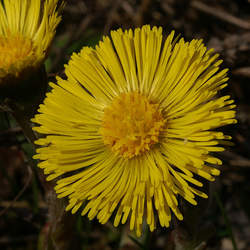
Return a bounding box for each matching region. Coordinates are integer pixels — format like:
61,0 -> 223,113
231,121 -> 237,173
0,0 -> 63,84
32,25 -> 236,236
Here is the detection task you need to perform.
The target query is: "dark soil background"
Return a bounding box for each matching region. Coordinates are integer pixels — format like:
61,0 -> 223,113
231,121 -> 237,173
0,0 -> 250,249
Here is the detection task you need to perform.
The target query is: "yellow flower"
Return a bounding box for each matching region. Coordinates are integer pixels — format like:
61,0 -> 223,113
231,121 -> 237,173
0,0 -> 63,83
32,25 -> 236,236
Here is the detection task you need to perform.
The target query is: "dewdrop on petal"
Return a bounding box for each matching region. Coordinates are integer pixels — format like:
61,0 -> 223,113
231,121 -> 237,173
32,25 -> 236,236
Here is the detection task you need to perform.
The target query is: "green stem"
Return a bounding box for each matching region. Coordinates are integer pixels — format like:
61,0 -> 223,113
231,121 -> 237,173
213,192 -> 238,250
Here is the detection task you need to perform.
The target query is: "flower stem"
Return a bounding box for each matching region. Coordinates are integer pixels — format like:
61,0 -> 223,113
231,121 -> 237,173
2,67 -> 77,250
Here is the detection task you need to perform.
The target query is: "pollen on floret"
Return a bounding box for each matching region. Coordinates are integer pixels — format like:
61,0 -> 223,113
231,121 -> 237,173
0,0 -> 63,84
0,33 -> 36,78
100,92 -> 166,158
32,25 -> 236,237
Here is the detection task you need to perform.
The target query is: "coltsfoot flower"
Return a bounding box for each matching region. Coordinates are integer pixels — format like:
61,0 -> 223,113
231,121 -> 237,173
0,0 -> 63,84
32,25 -> 236,236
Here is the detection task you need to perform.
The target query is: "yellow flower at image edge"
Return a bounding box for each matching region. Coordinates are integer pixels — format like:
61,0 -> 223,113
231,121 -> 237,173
0,0 -> 63,82
32,25 -> 236,236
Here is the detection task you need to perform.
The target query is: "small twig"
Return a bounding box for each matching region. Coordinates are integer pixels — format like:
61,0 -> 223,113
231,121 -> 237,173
232,67 -> 250,78
0,127 -> 22,136
121,1 -> 134,18
134,0 -> 153,27
194,242 -> 206,250
191,1 -> 250,30
104,0 -> 123,34
74,15 -> 93,39
0,200 -> 46,209
50,15 -> 93,72
0,235 -> 37,244
0,165 -> 32,216
229,159 -> 250,167
220,151 -> 250,168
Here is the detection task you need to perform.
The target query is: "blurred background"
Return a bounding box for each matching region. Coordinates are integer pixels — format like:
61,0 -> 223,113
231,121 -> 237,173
0,0 -> 250,249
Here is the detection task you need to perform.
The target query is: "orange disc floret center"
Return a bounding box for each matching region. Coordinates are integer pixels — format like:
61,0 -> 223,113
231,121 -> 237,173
0,34 -> 36,76
100,92 -> 165,158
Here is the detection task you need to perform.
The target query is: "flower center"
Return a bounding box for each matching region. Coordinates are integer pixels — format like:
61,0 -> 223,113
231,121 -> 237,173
100,92 -> 165,158
0,34 -> 36,77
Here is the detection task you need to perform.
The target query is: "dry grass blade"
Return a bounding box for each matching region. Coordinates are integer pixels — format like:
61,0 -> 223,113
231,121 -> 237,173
0,165 -> 32,216
191,0 -> 250,30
